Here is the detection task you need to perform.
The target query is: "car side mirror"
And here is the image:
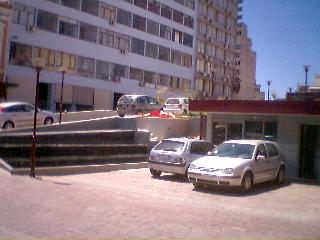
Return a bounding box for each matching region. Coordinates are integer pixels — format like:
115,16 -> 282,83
256,155 -> 266,161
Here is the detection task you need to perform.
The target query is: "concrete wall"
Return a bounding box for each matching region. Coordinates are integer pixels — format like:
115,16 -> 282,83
206,113 -> 320,178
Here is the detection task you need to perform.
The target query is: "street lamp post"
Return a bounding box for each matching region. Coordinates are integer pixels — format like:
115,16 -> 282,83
57,66 -> 67,124
303,65 -> 310,96
30,58 -> 45,178
266,80 -> 271,101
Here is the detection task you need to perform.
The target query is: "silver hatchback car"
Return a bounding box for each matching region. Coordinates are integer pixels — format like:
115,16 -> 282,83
148,138 -> 213,177
0,101 -> 56,129
116,95 -> 162,117
188,139 -> 286,192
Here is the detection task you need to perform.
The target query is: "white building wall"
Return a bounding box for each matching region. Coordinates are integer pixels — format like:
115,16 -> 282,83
6,0 -> 197,110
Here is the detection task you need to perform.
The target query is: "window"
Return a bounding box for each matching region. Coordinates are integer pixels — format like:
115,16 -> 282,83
190,142 -> 212,155
145,42 -> 158,58
170,76 -> 180,89
132,15 -> 146,31
12,4 -> 35,26
37,10 -> 58,33
99,3 -> 116,22
265,122 -> 277,140
148,0 -> 160,14
117,9 -> 132,27
161,5 -> 172,19
112,64 -> 128,78
172,29 -> 183,44
182,54 -> 192,68
144,71 -> 156,85
256,144 -> 267,158
79,22 -> 97,43
134,0 -> 147,9
59,17 -> 78,38
9,42 -> 32,66
61,0 -> 80,10
173,10 -> 183,24
146,20 -> 159,36
184,15 -> 194,28
81,0 -> 99,16
131,38 -> 145,55
96,60 -> 113,80
55,51 -> 76,74
159,46 -> 170,62
183,33 -> 193,47
245,121 -> 263,139
130,67 -> 143,81
33,47 -> 56,71
171,50 -> 182,65
77,56 -> 95,78
265,143 -> 279,157
158,74 -> 169,87
114,33 -> 130,50
160,25 -> 171,40
98,28 -> 114,47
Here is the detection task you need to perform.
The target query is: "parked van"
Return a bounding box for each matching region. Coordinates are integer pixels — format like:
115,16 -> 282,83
116,95 -> 162,117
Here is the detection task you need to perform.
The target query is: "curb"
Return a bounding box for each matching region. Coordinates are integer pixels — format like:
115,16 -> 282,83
0,160 -> 147,176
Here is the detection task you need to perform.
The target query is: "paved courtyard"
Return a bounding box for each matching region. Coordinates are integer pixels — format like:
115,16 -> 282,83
1,167 -> 320,239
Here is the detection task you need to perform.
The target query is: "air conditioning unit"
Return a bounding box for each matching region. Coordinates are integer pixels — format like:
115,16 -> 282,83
26,25 -> 35,32
109,19 -> 115,25
120,48 -> 127,54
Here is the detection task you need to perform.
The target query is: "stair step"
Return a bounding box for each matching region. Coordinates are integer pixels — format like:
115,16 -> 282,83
0,143 -> 149,157
4,154 -> 149,168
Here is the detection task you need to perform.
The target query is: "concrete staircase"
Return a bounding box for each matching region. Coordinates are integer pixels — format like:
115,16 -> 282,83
0,130 -> 149,175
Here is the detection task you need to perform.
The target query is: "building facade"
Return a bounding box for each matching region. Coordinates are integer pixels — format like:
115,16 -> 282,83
5,0 -> 260,111
0,1 -> 11,100
233,22 -> 264,100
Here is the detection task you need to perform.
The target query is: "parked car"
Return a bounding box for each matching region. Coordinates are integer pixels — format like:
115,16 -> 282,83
148,138 -> 214,178
187,139 -> 286,192
0,101 -> 56,129
163,97 -> 189,115
116,95 -> 162,117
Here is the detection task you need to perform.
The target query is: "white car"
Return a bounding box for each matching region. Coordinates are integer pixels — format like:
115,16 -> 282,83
187,139 -> 286,192
0,101 -> 56,129
148,138 -> 213,177
163,97 -> 189,115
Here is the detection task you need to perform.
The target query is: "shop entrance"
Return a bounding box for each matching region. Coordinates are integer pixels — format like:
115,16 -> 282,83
299,125 -> 320,179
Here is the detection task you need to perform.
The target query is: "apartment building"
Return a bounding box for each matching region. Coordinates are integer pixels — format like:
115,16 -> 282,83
233,22 -> 264,100
0,1 -> 11,100
6,0 -> 196,111
5,0 -> 258,111
196,0 -> 239,99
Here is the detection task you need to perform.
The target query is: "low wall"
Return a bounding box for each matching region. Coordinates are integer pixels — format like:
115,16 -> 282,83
57,110 -> 117,122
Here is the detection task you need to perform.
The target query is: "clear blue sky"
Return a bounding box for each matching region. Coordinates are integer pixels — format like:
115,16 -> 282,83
242,0 -> 320,99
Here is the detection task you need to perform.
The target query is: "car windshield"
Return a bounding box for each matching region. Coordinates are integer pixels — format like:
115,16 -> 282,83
211,143 -> 255,159
154,140 -> 185,152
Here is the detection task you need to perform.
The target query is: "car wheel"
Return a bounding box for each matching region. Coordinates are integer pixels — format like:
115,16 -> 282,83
241,172 -> 253,192
150,169 -> 161,177
118,113 -> 125,117
44,117 -> 54,125
3,121 -> 14,129
275,166 -> 285,184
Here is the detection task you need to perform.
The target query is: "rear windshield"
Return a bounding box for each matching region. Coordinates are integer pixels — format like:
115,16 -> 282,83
118,96 -> 135,104
154,140 -> 185,152
166,99 -> 180,104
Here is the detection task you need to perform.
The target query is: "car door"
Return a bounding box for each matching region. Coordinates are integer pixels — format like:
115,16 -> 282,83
265,143 -> 282,179
147,96 -> 161,112
21,104 -> 36,127
252,144 -> 270,183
